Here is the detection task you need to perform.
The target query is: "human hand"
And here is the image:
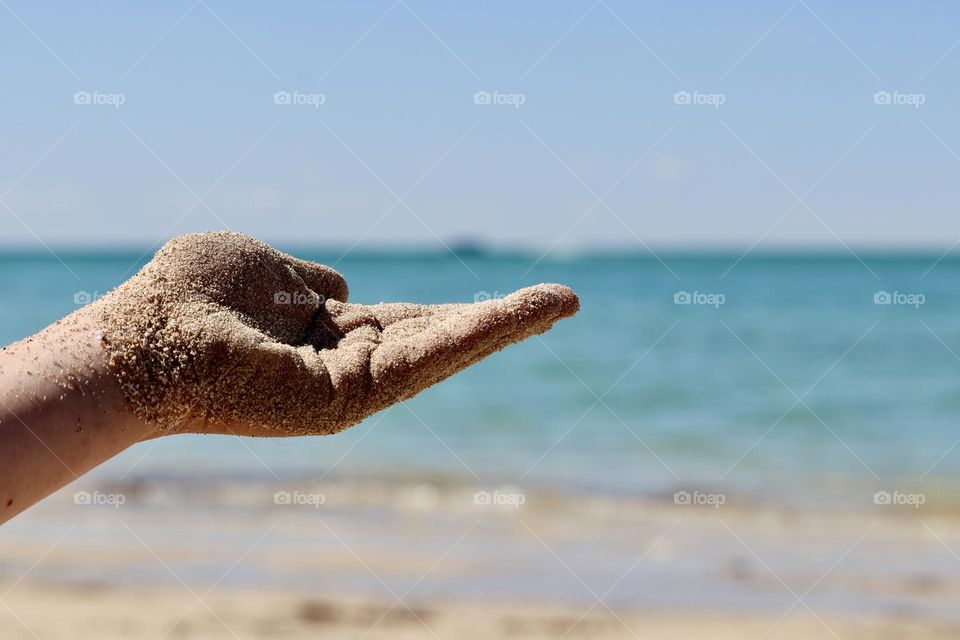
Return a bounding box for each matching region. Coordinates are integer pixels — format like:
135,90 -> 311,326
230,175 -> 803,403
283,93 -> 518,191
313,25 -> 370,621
94,232 -> 579,437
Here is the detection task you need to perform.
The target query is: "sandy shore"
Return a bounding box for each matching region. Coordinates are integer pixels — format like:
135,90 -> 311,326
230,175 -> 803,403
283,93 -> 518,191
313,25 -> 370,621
2,581 -> 959,639
4,478 -> 960,638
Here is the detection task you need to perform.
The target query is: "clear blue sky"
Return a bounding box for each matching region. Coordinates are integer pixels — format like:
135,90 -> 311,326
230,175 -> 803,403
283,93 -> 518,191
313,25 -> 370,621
1,1 -> 959,249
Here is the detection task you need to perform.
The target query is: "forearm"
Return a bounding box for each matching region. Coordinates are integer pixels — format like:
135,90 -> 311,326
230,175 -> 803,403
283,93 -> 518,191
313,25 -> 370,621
0,309 -> 147,523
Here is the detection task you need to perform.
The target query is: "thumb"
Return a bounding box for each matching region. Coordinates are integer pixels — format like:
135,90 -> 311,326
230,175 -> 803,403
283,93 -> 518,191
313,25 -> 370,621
284,255 -> 350,303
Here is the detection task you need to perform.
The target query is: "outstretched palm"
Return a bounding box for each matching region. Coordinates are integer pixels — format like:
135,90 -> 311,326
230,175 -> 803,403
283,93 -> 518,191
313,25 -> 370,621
96,232 -> 579,437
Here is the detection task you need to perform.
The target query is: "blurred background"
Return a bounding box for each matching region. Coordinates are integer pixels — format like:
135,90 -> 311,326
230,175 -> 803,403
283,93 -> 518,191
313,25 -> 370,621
3,2 -> 960,638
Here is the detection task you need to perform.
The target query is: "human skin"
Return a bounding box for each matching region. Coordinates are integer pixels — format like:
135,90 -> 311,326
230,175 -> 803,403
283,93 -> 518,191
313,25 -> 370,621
0,233 -> 579,524
0,311 -> 145,523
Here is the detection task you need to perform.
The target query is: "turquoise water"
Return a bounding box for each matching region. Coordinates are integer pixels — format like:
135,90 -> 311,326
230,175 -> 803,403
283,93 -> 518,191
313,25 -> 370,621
3,249 -> 960,508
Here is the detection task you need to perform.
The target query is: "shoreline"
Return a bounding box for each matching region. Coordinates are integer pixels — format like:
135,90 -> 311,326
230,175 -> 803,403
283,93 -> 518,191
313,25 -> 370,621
77,465 -> 960,523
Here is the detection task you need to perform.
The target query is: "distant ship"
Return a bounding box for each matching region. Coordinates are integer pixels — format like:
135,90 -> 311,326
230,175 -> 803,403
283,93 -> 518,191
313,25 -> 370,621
447,238 -> 488,257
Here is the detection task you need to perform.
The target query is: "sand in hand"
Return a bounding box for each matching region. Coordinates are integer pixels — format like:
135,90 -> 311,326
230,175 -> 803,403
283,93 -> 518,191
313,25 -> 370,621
95,232 -> 579,436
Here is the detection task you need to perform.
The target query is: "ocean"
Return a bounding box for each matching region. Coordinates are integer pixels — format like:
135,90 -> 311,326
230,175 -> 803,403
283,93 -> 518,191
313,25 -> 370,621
3,248 -> 958,505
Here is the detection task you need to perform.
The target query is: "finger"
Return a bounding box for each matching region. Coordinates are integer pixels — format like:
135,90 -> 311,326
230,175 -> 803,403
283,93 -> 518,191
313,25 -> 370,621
284,256 -> 349,302
360,301 -> 433,327
320,284 -> 577,337
368,283 -> 578,405
356,294 -> 549,329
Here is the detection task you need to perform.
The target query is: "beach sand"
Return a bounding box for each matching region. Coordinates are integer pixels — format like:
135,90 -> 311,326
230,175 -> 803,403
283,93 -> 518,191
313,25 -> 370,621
4,478 -> 960,639
2,582 -> 958,639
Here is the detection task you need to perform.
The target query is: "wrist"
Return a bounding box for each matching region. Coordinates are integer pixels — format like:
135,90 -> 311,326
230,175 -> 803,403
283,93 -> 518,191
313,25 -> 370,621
0,307 -> 154,447
0,307 -> 156,522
